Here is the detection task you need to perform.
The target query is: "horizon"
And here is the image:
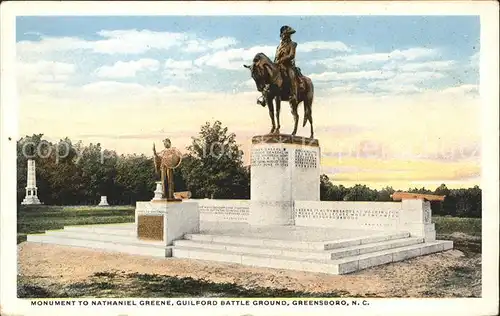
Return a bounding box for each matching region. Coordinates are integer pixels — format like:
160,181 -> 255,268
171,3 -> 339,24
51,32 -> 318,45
16,15 -> 481,190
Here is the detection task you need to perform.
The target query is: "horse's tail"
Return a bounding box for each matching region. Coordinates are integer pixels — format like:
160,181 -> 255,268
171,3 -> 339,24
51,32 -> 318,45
302,78 -> 313,127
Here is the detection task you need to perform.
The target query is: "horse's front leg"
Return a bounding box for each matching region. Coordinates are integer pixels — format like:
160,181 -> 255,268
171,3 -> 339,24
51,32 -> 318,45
267,97 -> 276,134
275,97 -> 281,134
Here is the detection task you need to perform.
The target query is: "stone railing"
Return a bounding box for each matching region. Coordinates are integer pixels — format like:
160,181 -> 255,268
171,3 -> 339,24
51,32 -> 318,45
294,199 -> 436,241
192,199 -> 250,223
138,198 -> 436,242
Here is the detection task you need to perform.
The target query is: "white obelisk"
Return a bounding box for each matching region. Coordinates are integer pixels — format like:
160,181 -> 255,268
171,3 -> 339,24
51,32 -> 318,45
21,159 -> 42,205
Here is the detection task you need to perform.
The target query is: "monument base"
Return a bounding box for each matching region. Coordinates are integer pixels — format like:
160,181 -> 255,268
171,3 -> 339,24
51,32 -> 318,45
135,201 -> 199,245
21,196 -> 42,205
249,134 -> 320,226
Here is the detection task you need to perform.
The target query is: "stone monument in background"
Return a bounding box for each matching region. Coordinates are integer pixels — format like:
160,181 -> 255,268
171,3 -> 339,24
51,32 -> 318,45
98,196 -> 109,206
21,159 -> 42,205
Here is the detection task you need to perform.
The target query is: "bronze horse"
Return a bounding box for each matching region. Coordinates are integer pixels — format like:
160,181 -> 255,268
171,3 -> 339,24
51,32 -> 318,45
244,53 -> 314,139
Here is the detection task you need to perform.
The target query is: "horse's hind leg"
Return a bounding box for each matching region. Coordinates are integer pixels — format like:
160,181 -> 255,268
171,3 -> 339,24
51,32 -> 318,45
304,98 -> 313,139
290,101 -> 299,136
275,97 -> 281,134
267,97 -> 276,134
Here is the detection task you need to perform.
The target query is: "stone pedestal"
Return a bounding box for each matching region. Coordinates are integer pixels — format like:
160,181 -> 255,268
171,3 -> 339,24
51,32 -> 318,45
135,201 -> 199,245
400,199 -> 436,242
248,134 -> 320,225
98,196 -> 109,206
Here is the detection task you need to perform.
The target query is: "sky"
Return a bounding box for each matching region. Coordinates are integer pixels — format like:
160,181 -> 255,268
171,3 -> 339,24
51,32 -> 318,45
16,15 -> 481,189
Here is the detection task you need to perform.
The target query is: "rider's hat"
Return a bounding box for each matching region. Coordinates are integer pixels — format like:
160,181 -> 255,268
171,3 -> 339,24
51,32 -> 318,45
280,25 -> 296,36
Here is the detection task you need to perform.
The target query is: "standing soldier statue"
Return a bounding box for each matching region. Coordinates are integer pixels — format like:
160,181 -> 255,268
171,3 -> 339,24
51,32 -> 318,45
274,25 -> 299,106
152,138 -> 182,201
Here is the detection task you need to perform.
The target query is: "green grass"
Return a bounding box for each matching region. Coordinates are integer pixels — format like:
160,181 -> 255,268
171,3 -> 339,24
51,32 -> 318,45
17,205 -> 134,244
433,216 -> 481,236
433,216 -> 481,254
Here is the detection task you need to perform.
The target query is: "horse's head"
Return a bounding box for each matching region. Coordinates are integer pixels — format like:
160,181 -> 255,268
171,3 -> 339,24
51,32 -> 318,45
243,53 -> 274,92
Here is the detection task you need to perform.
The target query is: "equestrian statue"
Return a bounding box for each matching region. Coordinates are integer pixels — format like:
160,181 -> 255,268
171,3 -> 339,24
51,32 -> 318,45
243,25 -> 315,139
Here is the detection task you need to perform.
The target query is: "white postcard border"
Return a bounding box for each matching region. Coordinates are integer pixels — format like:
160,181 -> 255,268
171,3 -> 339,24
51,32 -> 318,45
1,1 -> 498,316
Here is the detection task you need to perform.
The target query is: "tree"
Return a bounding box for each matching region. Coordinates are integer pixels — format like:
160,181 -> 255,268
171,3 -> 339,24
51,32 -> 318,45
16,134 -> 483,216
180,120 -> 250,199
320,174 -> 334,200
377,186 -> 395,201
114,154 -> 156,204
343,184 -> 377,201
433,183 -> 456,216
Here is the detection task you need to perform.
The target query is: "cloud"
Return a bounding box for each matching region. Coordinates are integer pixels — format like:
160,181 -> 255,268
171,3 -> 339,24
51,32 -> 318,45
194,40 -> 350,70
17,60 -> 76,96
309,70 -> 394,82
470,51 -> 479,68
207,37 -> 239,50
441,84 -> 479,95
311,47 -> 439,69
17,29 -> 238,56
397,71 -> 445,82
297,41 -> 351,53
383,60 -> 456,72
195,45 -> 275,70
366,71 -> 446,93
163,59 -> 202,79
183,36 -> 239,53
18,60 -> 76,83
95,59 -> 160,79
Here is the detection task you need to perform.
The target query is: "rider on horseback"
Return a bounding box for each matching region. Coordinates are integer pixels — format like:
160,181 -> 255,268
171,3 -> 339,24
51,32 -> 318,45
256,25 -> 299,107
275,25 -> 299,105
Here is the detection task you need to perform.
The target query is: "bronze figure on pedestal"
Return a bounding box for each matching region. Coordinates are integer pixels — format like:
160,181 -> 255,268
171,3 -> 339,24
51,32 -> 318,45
244,25 -> 315,139
152,138 -> 182,201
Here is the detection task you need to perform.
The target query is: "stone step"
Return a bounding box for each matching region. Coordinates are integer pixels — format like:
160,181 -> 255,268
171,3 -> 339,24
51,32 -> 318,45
44,230 -> 164,247
27,233 -> 170,257
172,240 -> 453,274
335,240 -> 454,274
62,224 -> 137,236
173,237 -> 424,260
184,231 -> 410,251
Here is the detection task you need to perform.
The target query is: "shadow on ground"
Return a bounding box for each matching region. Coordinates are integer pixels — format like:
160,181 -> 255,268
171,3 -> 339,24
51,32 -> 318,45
18,272 -> 353,298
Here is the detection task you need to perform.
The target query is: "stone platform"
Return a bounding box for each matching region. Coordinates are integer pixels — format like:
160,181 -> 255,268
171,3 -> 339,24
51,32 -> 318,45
26,221 -> 452,275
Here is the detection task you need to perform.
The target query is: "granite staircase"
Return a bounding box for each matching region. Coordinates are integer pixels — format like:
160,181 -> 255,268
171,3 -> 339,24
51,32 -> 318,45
172,231 -> 453,274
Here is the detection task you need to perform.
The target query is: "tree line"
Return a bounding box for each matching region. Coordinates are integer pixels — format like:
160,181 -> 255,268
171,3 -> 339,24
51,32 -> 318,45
17,121 -> 481,218
320,175 -> 481,218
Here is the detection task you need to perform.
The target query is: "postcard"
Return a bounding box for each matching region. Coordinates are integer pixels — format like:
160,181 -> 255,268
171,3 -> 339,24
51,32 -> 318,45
1,1 -> 498,316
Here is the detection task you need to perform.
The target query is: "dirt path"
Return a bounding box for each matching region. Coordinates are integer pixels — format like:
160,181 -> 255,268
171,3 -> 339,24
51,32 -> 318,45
17,242 -> 481,298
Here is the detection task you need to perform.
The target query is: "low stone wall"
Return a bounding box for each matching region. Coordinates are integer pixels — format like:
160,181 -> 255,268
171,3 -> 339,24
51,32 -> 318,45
294,199 -> 436,241
137,198 -> 435,242
193,199 -> 250,223
294,201 -> 402,230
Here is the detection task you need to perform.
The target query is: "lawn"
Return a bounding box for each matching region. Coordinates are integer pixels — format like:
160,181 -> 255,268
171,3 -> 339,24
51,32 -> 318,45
17,205 -> 135,244
433,216 -> 481,236
433,215 -> 481,254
